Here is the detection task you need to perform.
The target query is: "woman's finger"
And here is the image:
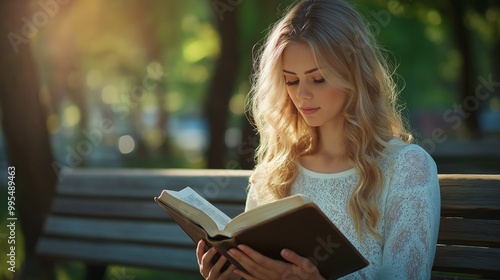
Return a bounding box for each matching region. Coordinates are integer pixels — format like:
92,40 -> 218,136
196,239 -> 206,265
281,248 -> 319,274
202,247 -> 218,267
237,244 -> 280,269
200,247 -> 218,277
220,264 -> 237,280
207,254 -> 228,278
229,245 -> 284,279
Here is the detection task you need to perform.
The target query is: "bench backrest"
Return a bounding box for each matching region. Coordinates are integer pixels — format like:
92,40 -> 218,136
36,169 -> 251,273
434,174 -> 500,279
36,170 -> 500,278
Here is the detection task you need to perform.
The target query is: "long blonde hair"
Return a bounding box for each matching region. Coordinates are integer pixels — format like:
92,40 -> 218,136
247,0 -> 412,239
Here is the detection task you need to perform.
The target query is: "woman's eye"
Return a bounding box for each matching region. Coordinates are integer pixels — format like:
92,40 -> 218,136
285,80 -> 299,86
313,78 -> 325,84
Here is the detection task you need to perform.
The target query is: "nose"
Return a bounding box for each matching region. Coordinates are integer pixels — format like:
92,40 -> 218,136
297,84 -> 312,99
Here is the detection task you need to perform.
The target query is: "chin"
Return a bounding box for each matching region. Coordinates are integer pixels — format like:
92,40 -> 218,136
303,120 -> 322,127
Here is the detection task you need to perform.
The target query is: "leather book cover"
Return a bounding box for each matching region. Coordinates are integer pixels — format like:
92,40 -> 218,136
154,198 -> 246,273
155,198 -> 368,279
213,203 -> 369,279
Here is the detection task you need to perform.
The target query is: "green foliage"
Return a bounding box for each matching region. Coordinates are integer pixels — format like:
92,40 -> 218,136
30,0 -> 499,165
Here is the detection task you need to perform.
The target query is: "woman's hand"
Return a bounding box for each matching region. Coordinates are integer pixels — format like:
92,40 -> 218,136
196,239 -> 239,280
228,244 -> 325,280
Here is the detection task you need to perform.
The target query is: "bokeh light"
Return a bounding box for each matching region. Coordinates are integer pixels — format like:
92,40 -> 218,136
118,135 -> 135,154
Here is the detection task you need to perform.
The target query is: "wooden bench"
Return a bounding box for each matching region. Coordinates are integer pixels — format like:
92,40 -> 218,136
35,169 -> 500,279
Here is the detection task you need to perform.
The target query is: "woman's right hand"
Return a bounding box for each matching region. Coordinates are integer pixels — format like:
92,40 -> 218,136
196,239 -> 239,280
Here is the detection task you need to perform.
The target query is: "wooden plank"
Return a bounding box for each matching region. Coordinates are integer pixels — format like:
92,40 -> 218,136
438,218 -> 500,246
431,274 -> 482,280
51,198 -> 245,219
36,237 -> 199,272
433,245 -> 500,274
57,169 -> 250,201
59,168 -> 252,178
439,174 -> 500,211
58,168 -> 251,186
42,216 -> 194,246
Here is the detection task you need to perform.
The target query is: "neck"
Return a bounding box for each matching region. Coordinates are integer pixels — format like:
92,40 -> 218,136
316,122 -> 346,159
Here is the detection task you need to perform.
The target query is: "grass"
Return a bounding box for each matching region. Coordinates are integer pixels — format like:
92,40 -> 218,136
53,263 -> 202,280
0,184 -> 200,280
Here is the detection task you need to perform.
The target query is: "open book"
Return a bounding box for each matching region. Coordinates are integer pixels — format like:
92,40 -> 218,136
154,187 -> 368,279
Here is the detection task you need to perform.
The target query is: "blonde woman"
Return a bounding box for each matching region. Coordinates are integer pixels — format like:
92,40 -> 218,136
197,0 -> 440,279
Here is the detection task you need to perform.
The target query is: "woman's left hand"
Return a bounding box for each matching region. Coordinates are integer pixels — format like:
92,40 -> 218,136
227,244 -> 325,280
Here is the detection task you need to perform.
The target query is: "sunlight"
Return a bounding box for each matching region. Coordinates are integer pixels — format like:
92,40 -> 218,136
183,40 -> 209,62
184,65 -> 209,83
183,23 -> 220,62
118,135 -> 135,154
147,61 -> 165,81
86,69 -> 103,90
165,91 -> 184,113
427,10 -> 442,26
101,85 -> 118,104
62,104 -> 81,128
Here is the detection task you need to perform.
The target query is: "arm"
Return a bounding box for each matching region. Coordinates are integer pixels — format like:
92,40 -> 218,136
378,147 -> 441,279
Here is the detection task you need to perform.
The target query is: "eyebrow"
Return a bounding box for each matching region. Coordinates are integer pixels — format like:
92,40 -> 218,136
283,67 -> 319,75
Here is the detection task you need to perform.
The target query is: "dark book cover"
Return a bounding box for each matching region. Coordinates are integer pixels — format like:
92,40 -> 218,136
154,198 -> 368,279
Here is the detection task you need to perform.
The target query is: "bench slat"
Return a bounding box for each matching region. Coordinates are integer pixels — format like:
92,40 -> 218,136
43,216 -> 194,246
51,198 -> 245,219
438,218 -> 500,246
439,174 -> 500,211
37,237 -> 199,272
433,244 -> 500,274
57,169 -> 251,201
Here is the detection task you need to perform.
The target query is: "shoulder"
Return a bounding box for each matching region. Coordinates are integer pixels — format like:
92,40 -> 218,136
382,139 -> 438,190
384,139 -> 436,169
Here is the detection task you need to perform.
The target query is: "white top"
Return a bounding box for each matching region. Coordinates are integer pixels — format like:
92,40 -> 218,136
245,140 -> 441,279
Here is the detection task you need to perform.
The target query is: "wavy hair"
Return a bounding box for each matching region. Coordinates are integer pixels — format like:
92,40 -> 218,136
247,0 -> 412,239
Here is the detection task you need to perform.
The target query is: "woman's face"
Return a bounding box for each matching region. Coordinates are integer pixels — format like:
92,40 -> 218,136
282,42 -> 346,129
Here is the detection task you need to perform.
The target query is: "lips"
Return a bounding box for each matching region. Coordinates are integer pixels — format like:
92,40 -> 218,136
300,107 -> 320,115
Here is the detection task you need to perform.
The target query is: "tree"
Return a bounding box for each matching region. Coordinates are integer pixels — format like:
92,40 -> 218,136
0,1 -> 57,278
204,0 -> 241,168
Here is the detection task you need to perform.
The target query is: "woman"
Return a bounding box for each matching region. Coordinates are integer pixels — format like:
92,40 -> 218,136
197,0 -> 440,279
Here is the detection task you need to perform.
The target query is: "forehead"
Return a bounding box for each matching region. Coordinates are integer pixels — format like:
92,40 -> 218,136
282,42 -> 318,73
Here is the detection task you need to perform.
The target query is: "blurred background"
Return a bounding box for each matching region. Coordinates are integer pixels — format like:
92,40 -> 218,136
0,0 -> 499,279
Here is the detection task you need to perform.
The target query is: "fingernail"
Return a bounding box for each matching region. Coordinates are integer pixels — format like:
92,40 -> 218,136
228,249 -> 235,256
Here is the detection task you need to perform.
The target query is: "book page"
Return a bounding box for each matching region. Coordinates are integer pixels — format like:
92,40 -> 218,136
168,188 -> 231,231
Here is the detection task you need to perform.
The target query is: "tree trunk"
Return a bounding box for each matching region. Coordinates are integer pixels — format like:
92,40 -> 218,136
205,1 -> 240,168
0,1 -> 57,279
237,0 -> 284,169
451,0 -> 480,137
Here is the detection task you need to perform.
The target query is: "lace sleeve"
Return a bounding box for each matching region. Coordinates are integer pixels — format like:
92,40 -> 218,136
378,147 -> 441,279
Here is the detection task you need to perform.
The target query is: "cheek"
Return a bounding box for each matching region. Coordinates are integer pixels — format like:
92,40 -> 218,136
326,88 -> 346,103
286,89 -> 298,105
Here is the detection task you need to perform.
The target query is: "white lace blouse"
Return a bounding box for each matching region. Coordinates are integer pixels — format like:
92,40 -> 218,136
245,141 -> 441,279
